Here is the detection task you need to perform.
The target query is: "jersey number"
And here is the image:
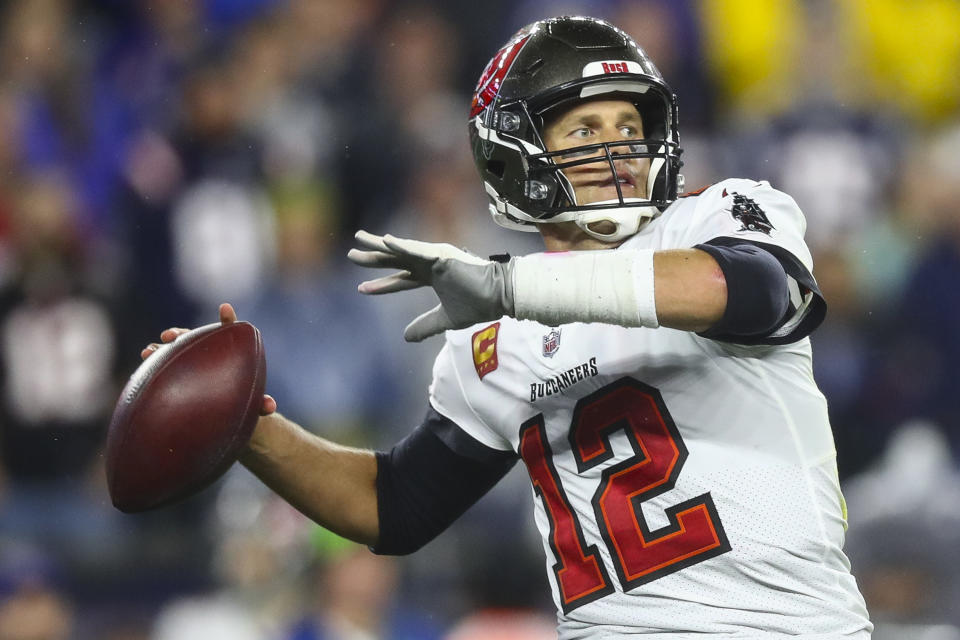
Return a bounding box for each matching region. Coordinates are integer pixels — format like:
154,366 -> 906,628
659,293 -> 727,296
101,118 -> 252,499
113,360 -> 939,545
519,377 -> 731,613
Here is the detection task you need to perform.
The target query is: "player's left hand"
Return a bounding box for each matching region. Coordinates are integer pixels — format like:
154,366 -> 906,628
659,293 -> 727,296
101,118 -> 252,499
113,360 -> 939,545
347,230 -> 514,342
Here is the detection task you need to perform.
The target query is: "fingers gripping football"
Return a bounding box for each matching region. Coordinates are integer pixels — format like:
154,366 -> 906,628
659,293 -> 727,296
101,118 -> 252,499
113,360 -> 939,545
140,303 -> 276,416
348,230 -> 515,342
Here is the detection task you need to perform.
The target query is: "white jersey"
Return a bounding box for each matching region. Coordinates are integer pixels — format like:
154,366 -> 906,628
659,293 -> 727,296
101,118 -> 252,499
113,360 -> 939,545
428,180 -> 872,638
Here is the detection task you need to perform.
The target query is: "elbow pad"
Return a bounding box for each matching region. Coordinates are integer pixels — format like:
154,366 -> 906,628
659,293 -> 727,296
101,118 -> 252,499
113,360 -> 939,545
373,408 -> 516,556
696,241 -> 791,338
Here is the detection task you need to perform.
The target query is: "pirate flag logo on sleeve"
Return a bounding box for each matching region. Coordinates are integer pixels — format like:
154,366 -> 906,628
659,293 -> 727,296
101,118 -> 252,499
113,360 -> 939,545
727,191 -> 774,235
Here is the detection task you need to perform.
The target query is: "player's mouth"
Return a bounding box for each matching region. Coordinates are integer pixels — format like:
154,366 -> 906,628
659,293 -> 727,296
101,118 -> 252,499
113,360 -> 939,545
580,170 -> 640,199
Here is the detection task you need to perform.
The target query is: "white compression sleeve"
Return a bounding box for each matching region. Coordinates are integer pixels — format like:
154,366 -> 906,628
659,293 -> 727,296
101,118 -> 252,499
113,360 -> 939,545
511,250 -> 659,328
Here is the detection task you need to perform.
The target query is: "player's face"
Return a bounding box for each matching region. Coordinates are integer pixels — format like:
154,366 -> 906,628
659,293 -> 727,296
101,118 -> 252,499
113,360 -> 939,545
542,99 -> 651,206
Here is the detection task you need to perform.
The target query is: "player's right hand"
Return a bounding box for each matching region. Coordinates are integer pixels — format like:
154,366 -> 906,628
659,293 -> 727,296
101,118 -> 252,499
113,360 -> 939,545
139,303 -> 277,416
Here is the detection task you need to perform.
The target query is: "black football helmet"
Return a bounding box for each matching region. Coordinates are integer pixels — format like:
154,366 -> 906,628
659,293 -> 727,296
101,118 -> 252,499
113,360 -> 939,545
469,16 -> 683,242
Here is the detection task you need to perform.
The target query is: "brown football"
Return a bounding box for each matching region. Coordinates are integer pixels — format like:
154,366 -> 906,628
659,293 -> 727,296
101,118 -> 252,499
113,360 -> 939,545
106,321 -> 266,512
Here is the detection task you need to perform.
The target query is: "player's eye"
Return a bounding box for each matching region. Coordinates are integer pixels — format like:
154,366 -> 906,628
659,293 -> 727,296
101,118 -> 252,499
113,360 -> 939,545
620,126 -> 637,137
557,128 -> 598,159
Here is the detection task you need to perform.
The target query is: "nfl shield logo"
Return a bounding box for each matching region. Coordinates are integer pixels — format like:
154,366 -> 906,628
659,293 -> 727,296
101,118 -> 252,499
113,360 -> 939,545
542,328 -> 561,358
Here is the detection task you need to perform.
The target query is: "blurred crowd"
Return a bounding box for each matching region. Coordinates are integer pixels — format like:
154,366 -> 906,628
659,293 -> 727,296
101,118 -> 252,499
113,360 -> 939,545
0,0 -> 958,638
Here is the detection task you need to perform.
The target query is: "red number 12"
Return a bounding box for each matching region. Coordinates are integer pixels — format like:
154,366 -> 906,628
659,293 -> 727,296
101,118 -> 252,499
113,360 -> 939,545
519,377 -> 730,613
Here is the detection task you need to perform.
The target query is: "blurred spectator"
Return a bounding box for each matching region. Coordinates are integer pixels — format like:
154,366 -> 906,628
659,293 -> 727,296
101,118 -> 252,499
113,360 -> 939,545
0,542 -> 74,640
339,6 -> 464,232
232,14 -> 337,183
152,470 -> 311,640
809,248 -> 885,478
844,422 -> 960,635
0,170 -> 130,557
845,133 -> 932,315
242,180 -> 400,444
227,0 -> 382,183
281,0 -> 383,90
119,52 -> 274,334
285,529 -> 442,640
614,1 -> 713,129
738,105 -> 900,253
816,123 -> 938,477
101,0 -> 207,133
868,123 -> 960,452
169,179 -> 276,312
444,609 -> 557,640
0,0 -> 132,230
0,583 -> 74,640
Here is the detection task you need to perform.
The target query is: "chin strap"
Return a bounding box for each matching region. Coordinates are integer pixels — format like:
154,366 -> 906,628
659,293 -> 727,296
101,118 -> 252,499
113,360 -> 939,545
572,149 -> 667,241
573,203 -> 660,242
489,194 -> 661,241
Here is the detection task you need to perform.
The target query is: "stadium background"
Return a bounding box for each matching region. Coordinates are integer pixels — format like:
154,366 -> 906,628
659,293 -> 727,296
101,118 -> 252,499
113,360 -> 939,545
0,0 -> 958,638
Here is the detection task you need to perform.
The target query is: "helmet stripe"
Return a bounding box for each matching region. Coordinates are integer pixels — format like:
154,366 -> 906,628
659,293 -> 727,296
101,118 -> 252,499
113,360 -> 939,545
470,34 -> 531,119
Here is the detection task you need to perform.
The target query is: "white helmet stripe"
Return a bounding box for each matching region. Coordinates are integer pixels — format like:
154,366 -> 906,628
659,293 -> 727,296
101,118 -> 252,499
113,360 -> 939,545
647,145 -> 666,196
474,117 -> 543,155
579,80 -> 651,99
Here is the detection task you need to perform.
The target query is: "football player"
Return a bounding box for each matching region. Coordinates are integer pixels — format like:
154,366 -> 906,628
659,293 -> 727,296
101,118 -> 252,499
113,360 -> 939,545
146,16 -> 872,638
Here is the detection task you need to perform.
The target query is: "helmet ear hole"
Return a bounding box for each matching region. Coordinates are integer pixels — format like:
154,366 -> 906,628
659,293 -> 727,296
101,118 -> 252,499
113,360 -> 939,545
633,92 -> 668,140
486,160 -> 506,179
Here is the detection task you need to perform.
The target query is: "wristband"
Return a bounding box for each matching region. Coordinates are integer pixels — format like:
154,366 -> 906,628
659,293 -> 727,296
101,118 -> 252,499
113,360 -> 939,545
511,249 -> 659,328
